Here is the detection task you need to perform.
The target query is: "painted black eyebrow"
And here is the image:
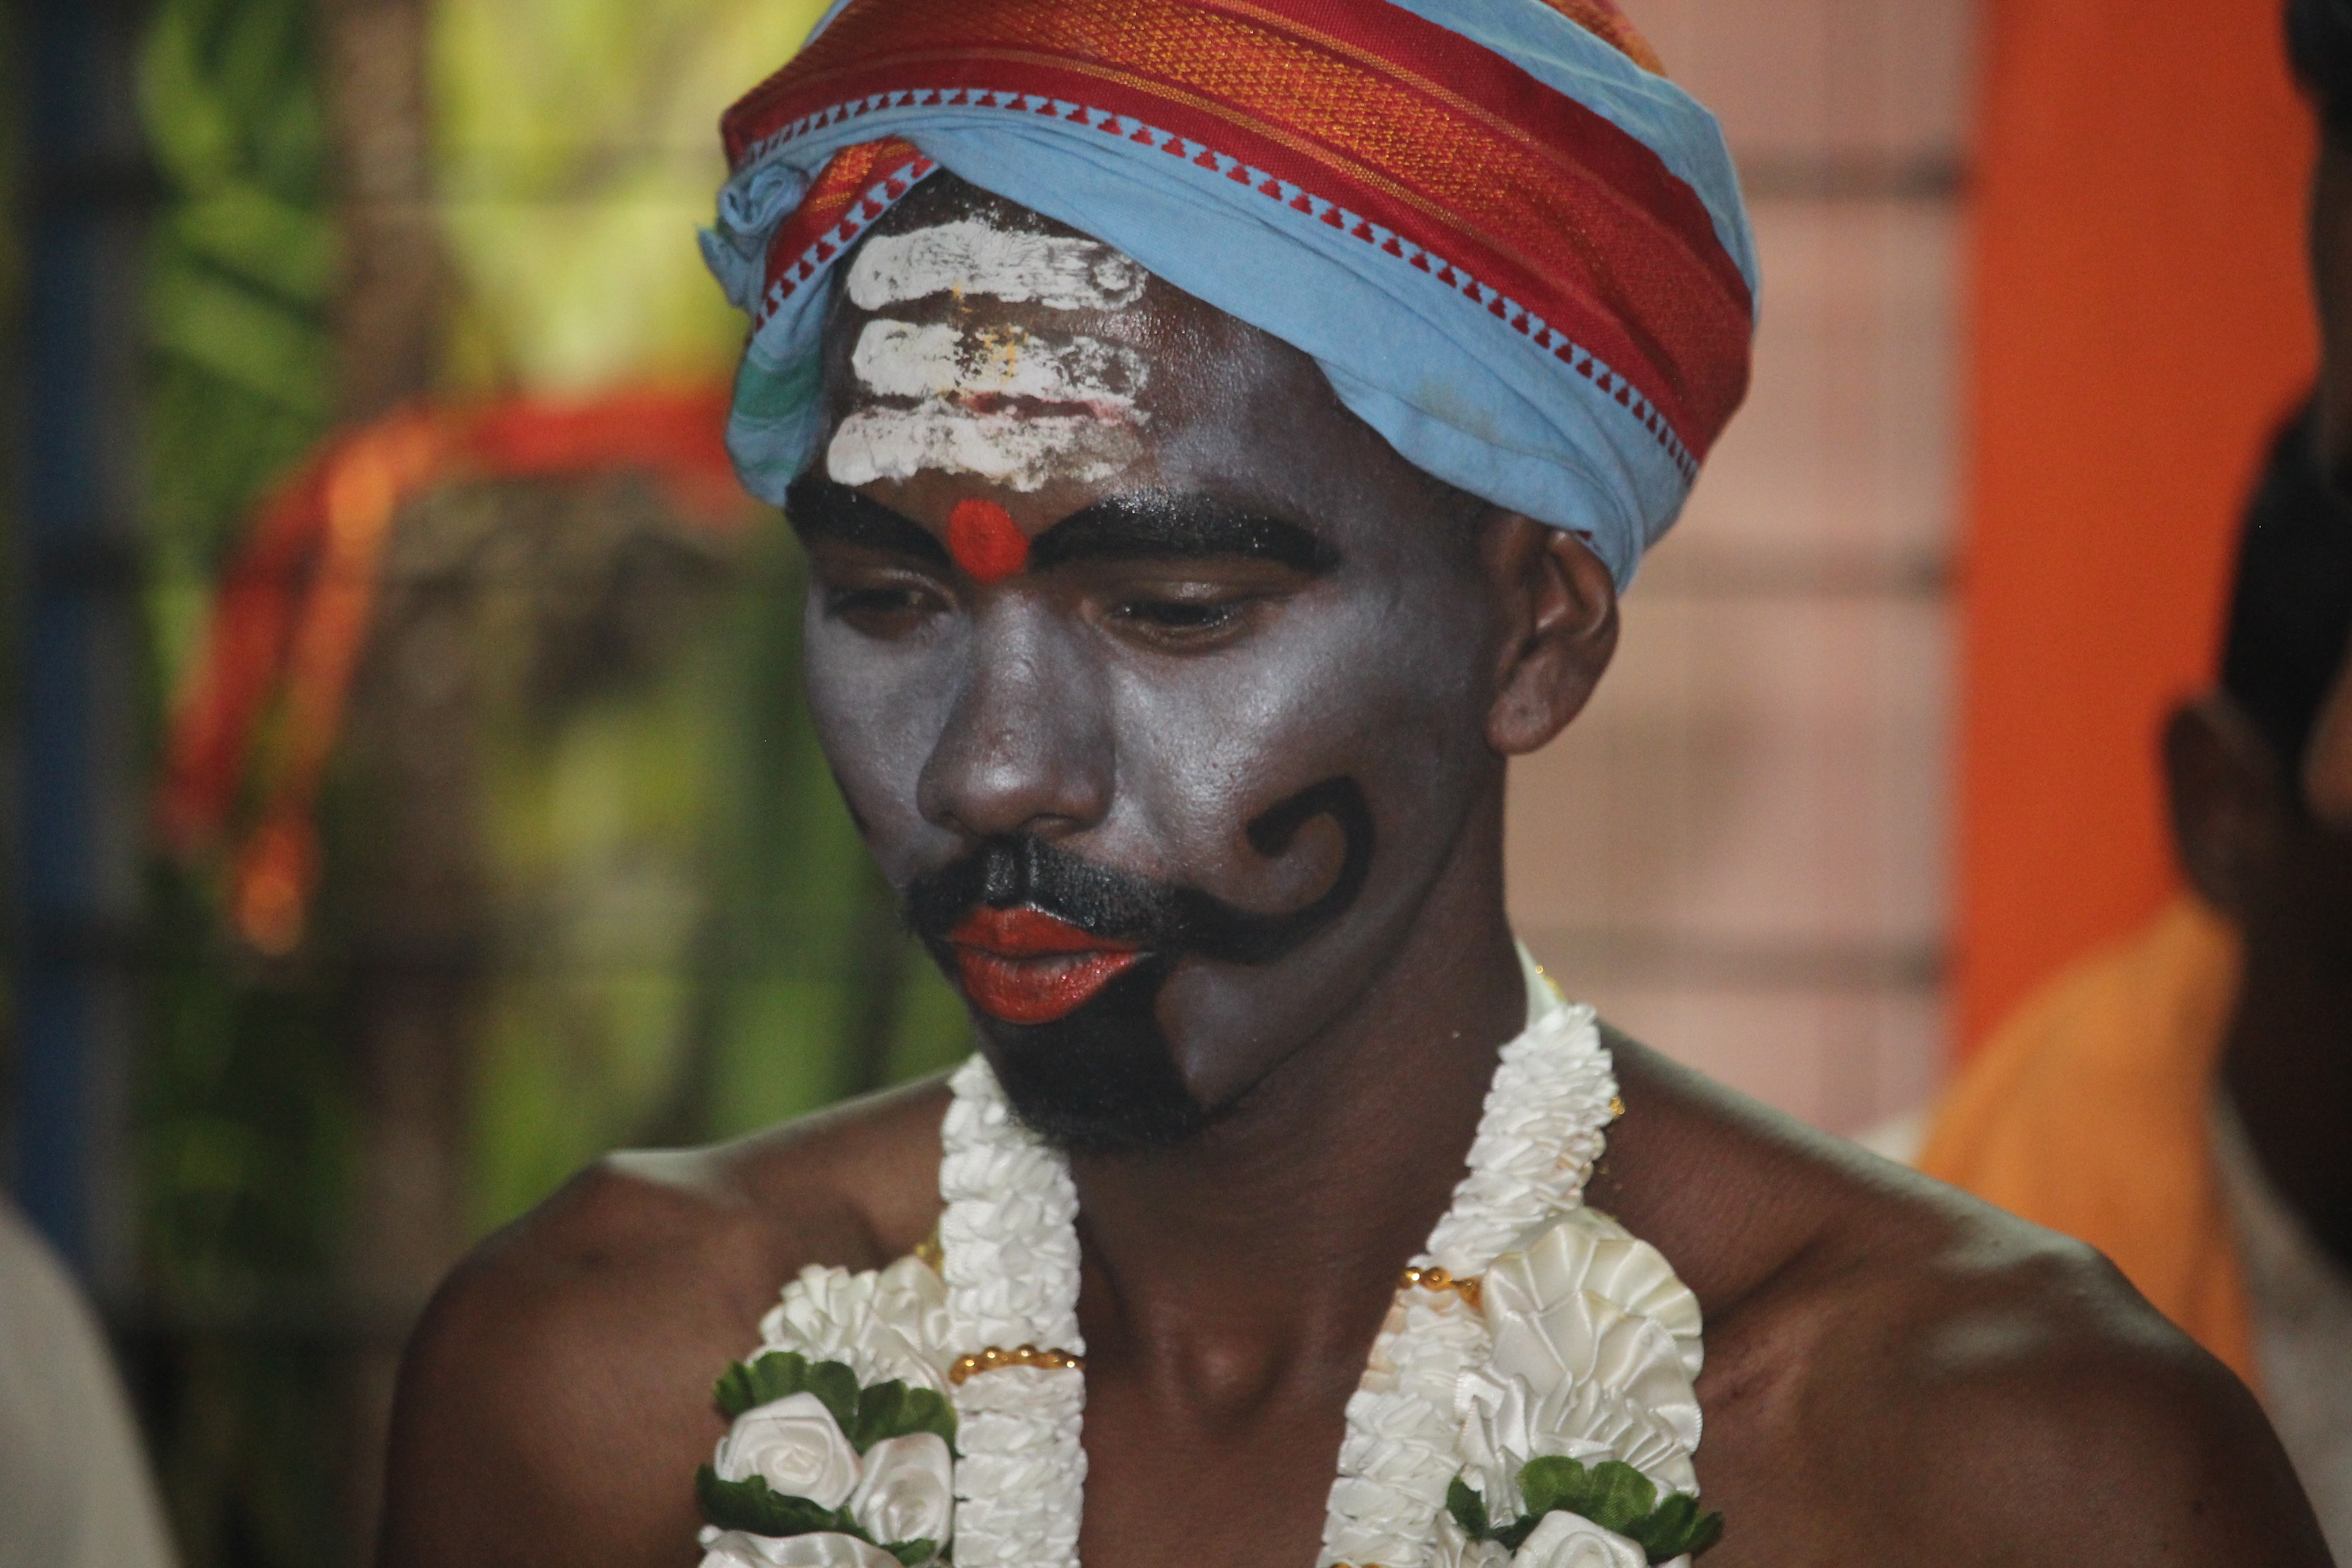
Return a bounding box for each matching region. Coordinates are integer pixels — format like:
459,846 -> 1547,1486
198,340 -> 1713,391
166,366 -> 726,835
1030,493 -> 1339,573
784,476 -> 951,567
783,478 -> 1339,576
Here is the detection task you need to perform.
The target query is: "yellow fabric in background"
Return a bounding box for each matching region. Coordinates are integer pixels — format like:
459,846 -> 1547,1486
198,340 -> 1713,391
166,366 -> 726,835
1918,896 -> 2257,1385
432,0 -> 830,393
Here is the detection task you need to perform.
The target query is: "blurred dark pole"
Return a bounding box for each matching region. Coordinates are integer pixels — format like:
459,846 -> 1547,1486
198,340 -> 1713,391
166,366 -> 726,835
13,0 -> 151,1294
321,0 -> 440,421
315,0 -> 457,1553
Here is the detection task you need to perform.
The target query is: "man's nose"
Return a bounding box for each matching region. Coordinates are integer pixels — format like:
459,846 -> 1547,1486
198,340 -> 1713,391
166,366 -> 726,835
915,605 -> 1113,843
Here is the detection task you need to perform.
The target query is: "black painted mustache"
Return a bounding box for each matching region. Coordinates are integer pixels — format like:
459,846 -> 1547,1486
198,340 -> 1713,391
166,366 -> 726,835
902,777 -> 1375,967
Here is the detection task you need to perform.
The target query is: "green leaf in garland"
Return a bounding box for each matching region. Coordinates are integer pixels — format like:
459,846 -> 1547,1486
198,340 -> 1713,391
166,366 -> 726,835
881,1538 -> 939,1567
715,1350 -> 806,1418
1517,1455 -> 1597,1522
1624,1490 -> 1698,1556
694,1466 -> 859,1537
713,1359 -> 760,1418
852,1379 -> 958,1452
1446,1477 -> 1490,1541
1665,1494 -> 1740,1561
803,1359 -> 862,1436
1624,1492 -> 1725,1561
1685,1509 -> 1726,1557
1584,1460 -> 1659,1535
713,1350 -> 863,1436
1505,1457 -> 1725,1563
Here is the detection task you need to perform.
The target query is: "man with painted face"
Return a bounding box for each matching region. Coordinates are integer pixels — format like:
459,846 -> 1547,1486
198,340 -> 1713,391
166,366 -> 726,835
378,2 -> 2330,1566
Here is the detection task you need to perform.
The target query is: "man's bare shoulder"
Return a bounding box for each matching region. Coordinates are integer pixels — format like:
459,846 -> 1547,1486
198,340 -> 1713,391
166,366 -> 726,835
1595,1031 -> 2328,1565
378,1074 -> 952,1568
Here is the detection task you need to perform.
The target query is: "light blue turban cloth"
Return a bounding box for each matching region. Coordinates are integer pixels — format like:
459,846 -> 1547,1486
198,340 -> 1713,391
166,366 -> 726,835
702,0 -> 1759,587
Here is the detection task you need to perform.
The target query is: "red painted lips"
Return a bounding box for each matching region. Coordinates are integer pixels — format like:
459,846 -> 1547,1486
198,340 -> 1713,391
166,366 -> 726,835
947,906 -> 1144,1025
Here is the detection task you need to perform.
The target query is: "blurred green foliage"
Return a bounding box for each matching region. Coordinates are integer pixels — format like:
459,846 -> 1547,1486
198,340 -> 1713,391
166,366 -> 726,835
432,0 -> 825,393
139,0 -> 336,679
133,3 -> 353,1563
135,912 -> 357,1568
138,0 -> 345,1292
123,3 -> 973,1564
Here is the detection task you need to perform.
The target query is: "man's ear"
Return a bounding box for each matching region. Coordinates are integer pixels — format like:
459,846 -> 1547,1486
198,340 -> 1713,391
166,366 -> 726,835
1482,516 -> 1618,757
2162,693 -> 2293,918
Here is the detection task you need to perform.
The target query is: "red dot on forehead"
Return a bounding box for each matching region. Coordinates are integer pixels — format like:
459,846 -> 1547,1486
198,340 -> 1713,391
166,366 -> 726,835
947,498 -> 1030,583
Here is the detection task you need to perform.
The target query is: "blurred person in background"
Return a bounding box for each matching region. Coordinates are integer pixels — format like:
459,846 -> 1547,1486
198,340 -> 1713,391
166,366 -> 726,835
1923,404 -> 2352,1552
0,1197 -> 178,1568
376,0 -> 2327,1565
1916,0 -> 2352,1554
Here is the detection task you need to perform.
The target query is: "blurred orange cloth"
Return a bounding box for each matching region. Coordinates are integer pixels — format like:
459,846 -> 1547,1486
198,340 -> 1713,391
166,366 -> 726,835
1957,0 -> 2313,1049
1918,896 -> 2257,1385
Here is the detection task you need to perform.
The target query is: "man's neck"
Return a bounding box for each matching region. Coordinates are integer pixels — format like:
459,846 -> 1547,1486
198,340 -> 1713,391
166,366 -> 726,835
2222,930 -> 2352,1274
1063,824 -> 1527,1422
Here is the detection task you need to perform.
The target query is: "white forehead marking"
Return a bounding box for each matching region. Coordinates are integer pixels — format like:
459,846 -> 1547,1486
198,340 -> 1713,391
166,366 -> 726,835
850,320 -> 1148,409
826,405 -> 1143,492
845,218 -> 1149,311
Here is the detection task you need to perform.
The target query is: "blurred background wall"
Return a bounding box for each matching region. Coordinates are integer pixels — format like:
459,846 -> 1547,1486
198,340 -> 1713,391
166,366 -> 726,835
1513,0 -> 2323,1130
0,0 -> 2328,1563
1511,0 -> 1971,1133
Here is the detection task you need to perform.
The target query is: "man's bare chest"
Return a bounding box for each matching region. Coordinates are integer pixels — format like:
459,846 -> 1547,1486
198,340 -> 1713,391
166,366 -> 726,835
1073,1381 -> 1352,1568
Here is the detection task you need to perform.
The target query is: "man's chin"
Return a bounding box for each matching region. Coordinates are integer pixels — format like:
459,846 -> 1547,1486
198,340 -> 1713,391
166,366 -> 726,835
977,961 -> 1220,1156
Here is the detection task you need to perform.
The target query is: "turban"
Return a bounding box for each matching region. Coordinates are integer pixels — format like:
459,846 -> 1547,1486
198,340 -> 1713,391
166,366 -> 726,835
703,0 -> 1757,587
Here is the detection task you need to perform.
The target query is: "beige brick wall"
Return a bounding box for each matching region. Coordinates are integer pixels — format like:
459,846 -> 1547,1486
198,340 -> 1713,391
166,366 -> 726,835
1506,0 -> 1974,1132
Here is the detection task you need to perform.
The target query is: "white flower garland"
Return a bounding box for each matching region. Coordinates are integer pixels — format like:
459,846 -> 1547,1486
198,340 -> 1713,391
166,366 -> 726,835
1328,972 -> 1626,1568
713,956 -> 1712,1568
935,1051 -> 1089,1568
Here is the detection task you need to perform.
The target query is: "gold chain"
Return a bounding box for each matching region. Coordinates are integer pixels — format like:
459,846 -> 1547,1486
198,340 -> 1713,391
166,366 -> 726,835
948,1343 -> 1085,1384
1399,1264 -> 1482,1311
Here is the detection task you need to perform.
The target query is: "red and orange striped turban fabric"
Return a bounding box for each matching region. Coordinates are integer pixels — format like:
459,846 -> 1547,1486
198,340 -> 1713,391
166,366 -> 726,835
702,0 -> 1757,586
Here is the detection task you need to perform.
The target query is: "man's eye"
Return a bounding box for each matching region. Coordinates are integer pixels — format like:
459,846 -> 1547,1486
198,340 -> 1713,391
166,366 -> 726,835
826,585 -> 941,626
1106,596 -> 1257,643
830,587 -> 922,613
1124,600 -> 1236,629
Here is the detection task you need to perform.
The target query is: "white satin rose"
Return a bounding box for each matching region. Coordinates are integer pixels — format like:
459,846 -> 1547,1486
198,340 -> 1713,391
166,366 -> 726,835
1509,1509 -> 1647,1568
713,1392 -> 862,1509
847,1433 -> 954,1546
1461,1209 -> 1705,1514
759,1256 -> 953,1392
1430,1512 -> 1513,1568
698,1529 -> 904,1568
